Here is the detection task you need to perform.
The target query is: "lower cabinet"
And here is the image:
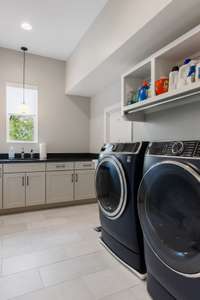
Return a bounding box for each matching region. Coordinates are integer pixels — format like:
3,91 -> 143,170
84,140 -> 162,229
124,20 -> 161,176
3,172 -> 46,209
74,169 -> 96,200
46,171 -> 74,203
2,161 -> 96,210
3,173 -> 26,208
26,172 -> 46,206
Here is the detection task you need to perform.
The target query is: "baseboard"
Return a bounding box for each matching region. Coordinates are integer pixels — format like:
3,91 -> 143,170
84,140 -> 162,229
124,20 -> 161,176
0,198 -> 97,215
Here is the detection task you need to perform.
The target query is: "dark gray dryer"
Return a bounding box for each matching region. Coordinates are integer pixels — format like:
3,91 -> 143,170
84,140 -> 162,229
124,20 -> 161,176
138,140 -> 200,300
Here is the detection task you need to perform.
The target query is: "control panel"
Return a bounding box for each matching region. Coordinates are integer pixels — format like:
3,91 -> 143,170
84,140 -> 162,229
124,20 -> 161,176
148,141 -> 200,157
100,143 -> 140,154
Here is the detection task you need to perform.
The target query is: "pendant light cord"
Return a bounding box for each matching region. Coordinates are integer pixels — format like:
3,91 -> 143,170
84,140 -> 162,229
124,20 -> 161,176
21,46 -> 28,105
23,49 -> 25,105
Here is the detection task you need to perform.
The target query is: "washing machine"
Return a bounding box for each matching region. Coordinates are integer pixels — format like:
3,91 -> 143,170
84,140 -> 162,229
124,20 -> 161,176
137,140 -> 200,300
95,142 -> 148,278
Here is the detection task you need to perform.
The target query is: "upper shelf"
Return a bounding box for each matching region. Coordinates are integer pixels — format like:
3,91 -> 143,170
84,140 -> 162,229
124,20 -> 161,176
121,24 -> 200,121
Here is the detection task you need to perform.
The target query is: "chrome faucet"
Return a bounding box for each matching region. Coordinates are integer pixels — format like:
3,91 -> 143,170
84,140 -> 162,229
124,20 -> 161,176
30,149 -> 34,159
21,148 -> 25,159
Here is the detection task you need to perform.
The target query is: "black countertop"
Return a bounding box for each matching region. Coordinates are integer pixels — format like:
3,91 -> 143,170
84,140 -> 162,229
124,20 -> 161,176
0,153 -> 98,164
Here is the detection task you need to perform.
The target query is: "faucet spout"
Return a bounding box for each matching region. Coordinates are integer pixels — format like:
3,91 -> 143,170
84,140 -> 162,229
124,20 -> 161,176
21,148 -> 25,159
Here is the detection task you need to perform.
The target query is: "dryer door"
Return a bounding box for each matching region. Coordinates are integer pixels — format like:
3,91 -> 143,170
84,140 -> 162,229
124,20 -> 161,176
95,156 -> 127,220
138,160 -> 200,276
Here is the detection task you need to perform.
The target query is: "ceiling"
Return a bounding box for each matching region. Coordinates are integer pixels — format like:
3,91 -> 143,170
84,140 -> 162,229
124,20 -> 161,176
0,0 -> 108,60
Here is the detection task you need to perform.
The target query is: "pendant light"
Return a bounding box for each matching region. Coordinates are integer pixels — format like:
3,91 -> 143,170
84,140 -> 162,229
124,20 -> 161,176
18,46 -> 29,114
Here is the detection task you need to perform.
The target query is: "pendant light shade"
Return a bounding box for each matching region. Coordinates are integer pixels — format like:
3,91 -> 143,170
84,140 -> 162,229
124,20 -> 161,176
18,103 -> 29,114
18,46 -> 29,114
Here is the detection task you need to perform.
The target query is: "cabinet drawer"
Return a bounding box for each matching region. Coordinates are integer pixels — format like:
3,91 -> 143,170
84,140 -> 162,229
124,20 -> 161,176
46,162 -> 74,171
3,163 -> 46,173
75,161 -> 95,170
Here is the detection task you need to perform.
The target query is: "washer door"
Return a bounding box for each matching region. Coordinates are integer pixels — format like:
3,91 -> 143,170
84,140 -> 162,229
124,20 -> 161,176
95,156 -> 127,220
138,160 -> 200,276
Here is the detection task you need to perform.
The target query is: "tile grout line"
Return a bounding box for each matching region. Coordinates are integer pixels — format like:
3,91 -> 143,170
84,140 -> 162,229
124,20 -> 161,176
38,267 -> 45,288
1,248 -> 103,278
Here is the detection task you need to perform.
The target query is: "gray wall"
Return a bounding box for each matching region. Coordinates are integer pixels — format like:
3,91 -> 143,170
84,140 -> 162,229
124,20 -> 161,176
90,81 -> 121,153
0,47 -> 90,153
90,80 -> 200,153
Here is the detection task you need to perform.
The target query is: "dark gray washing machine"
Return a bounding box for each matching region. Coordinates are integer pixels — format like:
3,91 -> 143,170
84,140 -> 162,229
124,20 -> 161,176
95,142 -> 148,278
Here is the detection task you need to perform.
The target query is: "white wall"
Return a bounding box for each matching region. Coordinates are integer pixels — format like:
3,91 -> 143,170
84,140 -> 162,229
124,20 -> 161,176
133,101 -> 200,142
90,81 -> 121,153
89,80 -> 200,153
0,47 -> 90,153
66,0 -> 172,92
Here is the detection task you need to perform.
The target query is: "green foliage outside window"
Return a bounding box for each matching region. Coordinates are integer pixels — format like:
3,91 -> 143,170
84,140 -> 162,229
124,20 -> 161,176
9,115 -> 34,141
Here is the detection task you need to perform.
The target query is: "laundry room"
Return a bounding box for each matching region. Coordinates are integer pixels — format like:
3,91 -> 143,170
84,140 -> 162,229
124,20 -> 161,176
0,1 -> 200,300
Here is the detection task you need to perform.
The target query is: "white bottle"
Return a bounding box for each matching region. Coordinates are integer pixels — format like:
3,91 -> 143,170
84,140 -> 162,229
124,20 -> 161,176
186,62 -> 196,85
177,59 -> 193,89
195,62 -> 200,82
8,146 -> 15,160
168,66 -> 179,91
39,143 -> 47,160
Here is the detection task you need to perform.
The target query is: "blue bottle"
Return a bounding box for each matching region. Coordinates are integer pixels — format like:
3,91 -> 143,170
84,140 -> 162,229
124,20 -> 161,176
138,81 -> 149,101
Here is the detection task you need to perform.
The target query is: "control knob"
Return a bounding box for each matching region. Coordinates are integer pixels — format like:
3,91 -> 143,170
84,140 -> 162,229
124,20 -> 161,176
172,142 -> 184,155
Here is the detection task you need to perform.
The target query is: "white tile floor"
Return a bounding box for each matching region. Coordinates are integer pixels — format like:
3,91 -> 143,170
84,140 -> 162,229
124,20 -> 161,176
0,204 -> 151,300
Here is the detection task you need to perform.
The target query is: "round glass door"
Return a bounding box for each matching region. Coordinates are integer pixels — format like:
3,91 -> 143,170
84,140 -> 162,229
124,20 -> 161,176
138,161 -> 200,275
95,156 -> 127,219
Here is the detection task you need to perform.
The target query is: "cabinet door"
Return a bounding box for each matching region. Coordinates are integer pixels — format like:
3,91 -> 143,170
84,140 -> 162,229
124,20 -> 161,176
3,173 -> 26,208
74,170 -> 96,200
26,172 -> 46,206
46,171 -> 74,204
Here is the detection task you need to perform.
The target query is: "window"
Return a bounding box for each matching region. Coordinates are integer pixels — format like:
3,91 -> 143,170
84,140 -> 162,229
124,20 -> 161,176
6,83 -> 38,143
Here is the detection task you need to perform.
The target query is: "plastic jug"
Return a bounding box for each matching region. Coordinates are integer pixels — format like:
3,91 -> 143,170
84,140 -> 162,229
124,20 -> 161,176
177,58 -> 192,88
168,66 -> 179,91
195,62 -> 200,82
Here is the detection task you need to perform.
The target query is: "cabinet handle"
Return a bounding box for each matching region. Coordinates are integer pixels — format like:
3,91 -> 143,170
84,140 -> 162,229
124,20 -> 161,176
22,176 -> 25,186
82,164 -> 92,168
56,164 -> 65,168
71,174 -> 74,182
75,174 -> 78,182
27,175 -> 29,186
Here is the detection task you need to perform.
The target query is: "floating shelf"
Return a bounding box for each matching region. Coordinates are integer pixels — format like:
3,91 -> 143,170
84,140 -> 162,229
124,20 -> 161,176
121,24 -> 200,121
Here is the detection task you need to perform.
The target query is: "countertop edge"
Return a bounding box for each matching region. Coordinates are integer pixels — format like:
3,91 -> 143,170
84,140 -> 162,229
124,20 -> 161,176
0,153 -> 99,164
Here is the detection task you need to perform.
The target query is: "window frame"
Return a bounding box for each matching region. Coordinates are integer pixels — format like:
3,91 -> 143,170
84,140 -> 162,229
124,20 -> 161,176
6,82 -> 38,144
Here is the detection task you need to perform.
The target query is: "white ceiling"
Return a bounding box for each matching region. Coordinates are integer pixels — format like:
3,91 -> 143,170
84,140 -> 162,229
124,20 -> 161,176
0,0 -> 108,60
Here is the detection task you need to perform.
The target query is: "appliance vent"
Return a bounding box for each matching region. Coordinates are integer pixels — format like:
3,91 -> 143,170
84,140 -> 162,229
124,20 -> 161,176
113,143 -> 140,153
194,142 -> 200,157
165,143 -> 173,155
182,141 -> 197,157
115,144 -> 125,152
123,143 -> 140,153
148,142 -> 173,155
122,144 -> 132,152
